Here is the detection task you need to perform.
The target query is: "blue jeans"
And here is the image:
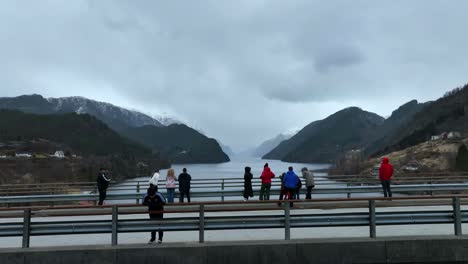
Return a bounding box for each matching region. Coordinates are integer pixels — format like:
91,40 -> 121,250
166,188 -> 175,203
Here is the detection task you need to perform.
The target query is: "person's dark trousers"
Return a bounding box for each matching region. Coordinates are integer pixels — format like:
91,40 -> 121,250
260,183 -> 271,200
295,188 -> 300,199
98,188 -> 107,205
285,188 -> 296,207
179,191 -> 191,203
279,187 -> 286,200
150,215 -> 163,242
306,186 -> 314,200
381,180 -> 392,198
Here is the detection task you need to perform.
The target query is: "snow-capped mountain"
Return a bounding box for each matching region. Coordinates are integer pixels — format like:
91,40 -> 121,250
0,94 -> 230,164
152,114 -> 182,126
47,96 -> 164,128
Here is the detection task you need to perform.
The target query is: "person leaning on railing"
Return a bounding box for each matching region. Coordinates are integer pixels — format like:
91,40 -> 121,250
259,163 -> 275,200
302,167 -> 315,199
178,168 -> 192,203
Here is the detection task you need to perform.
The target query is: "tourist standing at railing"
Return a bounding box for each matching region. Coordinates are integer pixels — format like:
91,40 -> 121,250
302,167 -> 315,199
284,166 -> 299,206
178,168 -> 192,203
149,169 -> 160,188
379,157 -> 394,198
259,163 -> 275,200
278,172 -> 286,201
166,169 -> 177,203
96,168 -> 111,205
243,166 -> 254,201
143,186 -> 166,244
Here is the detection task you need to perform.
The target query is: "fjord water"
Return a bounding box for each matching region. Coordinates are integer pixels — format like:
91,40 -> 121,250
158,156 -> 330,180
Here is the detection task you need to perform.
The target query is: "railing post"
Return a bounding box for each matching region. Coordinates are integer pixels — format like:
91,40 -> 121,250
22,208 -> 31,248
453,197 -> 462,236
369,200 -> 376,238
347,183 -> 351,199
221,179 -> 225,202
112,205 -> 118,246
136,182 -> 140,204
284,202 -> 291,240
199,204 -> 205,243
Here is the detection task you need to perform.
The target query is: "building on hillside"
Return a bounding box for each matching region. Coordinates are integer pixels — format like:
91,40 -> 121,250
53,151 -> 65,158
431,135 -> 441,141
447,132 -> 461,139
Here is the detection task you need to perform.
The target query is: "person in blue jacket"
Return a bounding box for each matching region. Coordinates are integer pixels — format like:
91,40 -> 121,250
283,166 -> 300,206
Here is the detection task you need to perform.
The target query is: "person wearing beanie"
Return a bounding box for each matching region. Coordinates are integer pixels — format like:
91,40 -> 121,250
143,185 -> 166,244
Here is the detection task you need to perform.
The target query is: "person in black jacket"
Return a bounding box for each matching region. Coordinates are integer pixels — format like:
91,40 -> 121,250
178,168 -> 192,203
96,168 -> 111,205
243,166 -> 253,201
143,186 -> 166,244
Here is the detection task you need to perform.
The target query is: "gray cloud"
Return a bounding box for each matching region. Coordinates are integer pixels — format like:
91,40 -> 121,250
0,0 -> 468,150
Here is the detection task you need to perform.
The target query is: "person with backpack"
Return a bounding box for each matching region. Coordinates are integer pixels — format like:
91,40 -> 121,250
302,167 -> 315,199
178,168 -> 192,203
96,168 -> 111,205
165,169 -> 177,203
243,166 -> 254,201
259,163 -> 275,200
143,186 -> 166,244
379,157 -> 394,198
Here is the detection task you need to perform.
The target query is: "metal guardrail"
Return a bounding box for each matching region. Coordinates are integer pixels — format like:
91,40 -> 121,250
3,173 -> 468,194
2,183 -> 468,204
0,196 -> 467,248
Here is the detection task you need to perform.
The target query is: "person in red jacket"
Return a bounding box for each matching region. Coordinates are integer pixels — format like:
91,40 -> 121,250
379,157 -> 394,198
259,163 -> 275,200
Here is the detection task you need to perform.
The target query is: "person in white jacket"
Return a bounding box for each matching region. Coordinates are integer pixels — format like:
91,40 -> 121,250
149,169 -> 160,187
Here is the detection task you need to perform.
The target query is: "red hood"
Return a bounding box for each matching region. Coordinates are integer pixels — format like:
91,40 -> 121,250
382,157 -> 389,164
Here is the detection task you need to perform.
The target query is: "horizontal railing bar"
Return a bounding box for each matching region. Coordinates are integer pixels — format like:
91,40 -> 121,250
3,183 -> 468,204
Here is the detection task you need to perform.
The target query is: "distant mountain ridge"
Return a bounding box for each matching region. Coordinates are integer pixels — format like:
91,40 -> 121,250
263,84 -> 468,164
252,133 -> 293,157
121,124 -> 230,164
263,107 -> 385,163
373,84 -> 468,155
0,94 -> 229,164
364,100 -> 428,156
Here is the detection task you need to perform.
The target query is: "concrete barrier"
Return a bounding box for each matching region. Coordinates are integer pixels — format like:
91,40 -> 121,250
1,236 -> 468,264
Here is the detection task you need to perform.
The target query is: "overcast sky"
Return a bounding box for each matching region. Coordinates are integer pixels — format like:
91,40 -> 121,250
1,1 -> 468,151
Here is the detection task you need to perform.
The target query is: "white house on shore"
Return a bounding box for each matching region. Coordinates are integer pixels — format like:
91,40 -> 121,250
52,151 -> 65,158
